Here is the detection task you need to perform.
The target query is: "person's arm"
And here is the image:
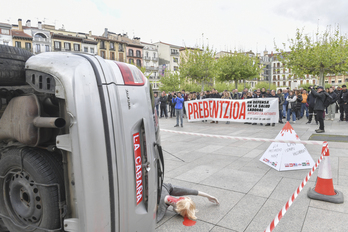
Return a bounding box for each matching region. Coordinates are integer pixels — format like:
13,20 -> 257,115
169,185 -> 219,204
198,191 -> 220,204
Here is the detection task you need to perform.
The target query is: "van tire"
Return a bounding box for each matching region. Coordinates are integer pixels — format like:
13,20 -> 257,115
0,45 -> 33,86
0,147 -> 64,231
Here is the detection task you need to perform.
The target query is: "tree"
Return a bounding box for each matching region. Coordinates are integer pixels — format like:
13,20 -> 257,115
216,52 -> 262,89
179,45 -> 216,91
276,27 -> 348,87
254,82 -> 277,91
159,71 -> 181,92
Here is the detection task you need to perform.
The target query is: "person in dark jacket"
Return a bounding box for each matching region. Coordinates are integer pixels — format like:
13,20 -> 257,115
265,90 -> 280,126
327,87 -> 337,121
252,90 -> 264,125
295,90 -> 303,120
167,92 -> 175,118
277,89 -> 285,124
159,91 -> 168,118
210,89 -> 221,124
306,88 -> 318,125
282,89 -> 289,118
310,86 -> 326,133
338,85 -> 348,122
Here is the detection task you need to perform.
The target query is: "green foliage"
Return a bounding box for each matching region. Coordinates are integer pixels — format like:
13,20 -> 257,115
159,71 -> 181,92
276,27 -> 348,87
214,82 -> 234,92
216,52 -> 262,89
253,82 -> 277,91
298,83 -> 312,90
179,45 -> 216,91
237,83 -> 251,92
180,82 -> 202,92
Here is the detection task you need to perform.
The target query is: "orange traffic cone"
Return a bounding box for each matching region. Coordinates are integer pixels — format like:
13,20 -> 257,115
307,142 -> 344,203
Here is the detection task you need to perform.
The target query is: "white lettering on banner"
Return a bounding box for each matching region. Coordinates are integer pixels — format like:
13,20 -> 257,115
185,98 -> 279,123
133,133 -> 143,205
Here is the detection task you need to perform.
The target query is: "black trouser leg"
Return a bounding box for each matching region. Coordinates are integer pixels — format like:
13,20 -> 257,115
317,110 -> 324,130
340,104 -> 345,120
344,104 -> 348,120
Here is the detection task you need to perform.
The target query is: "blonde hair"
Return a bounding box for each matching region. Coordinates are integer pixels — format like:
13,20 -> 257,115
175,197 -> 198,220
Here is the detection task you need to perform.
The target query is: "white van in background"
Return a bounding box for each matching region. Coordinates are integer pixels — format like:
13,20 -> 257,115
0,47 -> 164,232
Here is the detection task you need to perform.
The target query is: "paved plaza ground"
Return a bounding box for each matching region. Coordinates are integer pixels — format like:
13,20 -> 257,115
156,115 -> 348,232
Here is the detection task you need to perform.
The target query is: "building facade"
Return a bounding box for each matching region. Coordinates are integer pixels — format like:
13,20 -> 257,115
11,19 -> 32,52
96,29 -> 127,61
154,41 -> 181,74
0,22 -> 12,46
141,42 -> 159,90
21,20 -> 52,54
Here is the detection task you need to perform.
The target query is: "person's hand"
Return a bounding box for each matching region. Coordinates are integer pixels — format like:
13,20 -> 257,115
207,196 -> 219,204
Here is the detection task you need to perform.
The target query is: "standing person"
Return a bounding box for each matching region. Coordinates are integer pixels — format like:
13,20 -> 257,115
159,91 -> 168,118
172,92 -> 184,127
295,90 -> 303,120
154,93 -> 160,117
231,89 -> 241,99
266,90 -> 280,126
260,87 -> 267,97
181,90 -> 188,117
252,90 -> 263,125
277,89 -> 285,124
282,89 -> 289,119
221,92 -> 232,124
286,90 -> 297,123
198,91 -> 207,122
300,90 -> 309,119
211,89 -> 221,124
167,92 -> 173,118
327,87 -> 337,121
310,86 -> 326,133
338,85 -> 348,122
306,87 -> 318,125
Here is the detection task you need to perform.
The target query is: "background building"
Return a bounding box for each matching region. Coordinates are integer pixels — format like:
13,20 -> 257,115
155,41 -> 181,74
11,19 -> 32,52
0,22 -> 12,46
141,42 -> 159,91
21,20 -> 51,54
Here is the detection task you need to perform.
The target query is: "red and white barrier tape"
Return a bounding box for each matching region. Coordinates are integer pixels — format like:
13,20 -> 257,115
160,129 -> 323,145
264,142 -> 328,232
161,129 -> 329,231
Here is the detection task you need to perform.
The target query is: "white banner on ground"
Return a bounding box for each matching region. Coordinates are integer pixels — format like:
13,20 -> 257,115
259,122 -> 315,171
184,98 -> 279,123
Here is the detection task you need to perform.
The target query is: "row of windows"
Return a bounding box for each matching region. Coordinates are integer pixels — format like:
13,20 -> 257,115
0,29 -> 10,35
100,41 -> 124,52
83,47 -> 95,53
145,51 -> 157,58
35,44 -> 50,53
54,41 -> 80,51
128,49 -> 141,57
128,59 -> 141,67
100,51 -> 124,62
15,41 -> 31,51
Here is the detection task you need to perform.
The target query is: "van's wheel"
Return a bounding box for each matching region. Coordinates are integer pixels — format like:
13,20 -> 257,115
0,45 -> 33,86
0,147 -> 64,232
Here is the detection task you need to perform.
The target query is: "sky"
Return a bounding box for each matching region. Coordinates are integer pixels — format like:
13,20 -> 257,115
1,0 -> 348,54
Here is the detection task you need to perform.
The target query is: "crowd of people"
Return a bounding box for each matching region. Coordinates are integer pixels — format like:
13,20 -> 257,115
154,84 -> 348,132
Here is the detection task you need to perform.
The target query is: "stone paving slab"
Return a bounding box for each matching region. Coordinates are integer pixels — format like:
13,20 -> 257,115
156,113 -> 348,232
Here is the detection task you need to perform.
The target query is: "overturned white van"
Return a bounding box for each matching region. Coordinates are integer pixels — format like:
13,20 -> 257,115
0,48 -> 164,232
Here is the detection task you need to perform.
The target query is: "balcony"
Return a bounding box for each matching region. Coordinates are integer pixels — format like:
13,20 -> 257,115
171,51 -> 179,56
145,66 -> 159,71
152,57 -> 159,61
33,37 -> 48,42
144,56 -> 151,61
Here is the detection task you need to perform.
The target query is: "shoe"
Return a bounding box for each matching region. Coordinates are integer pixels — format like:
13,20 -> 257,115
216,121 -> 219,124
260,123 -> 263,125
272,123 -> 275,126
174,125 -> 179,127
316,129 -> 325,133
283,116 -> 286,119
306,121 -> 311,124
293,121 -> 296,124
210,121 -> 215,123
279,121 -> 284,124
252,123 -> 257,125
244,122 -> 251,124
265,123 -> 270,126
331,119 -> 334,121
181,125 -> 183,127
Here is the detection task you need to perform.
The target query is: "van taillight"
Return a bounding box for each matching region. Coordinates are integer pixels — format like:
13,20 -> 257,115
116,62 -> 146,86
